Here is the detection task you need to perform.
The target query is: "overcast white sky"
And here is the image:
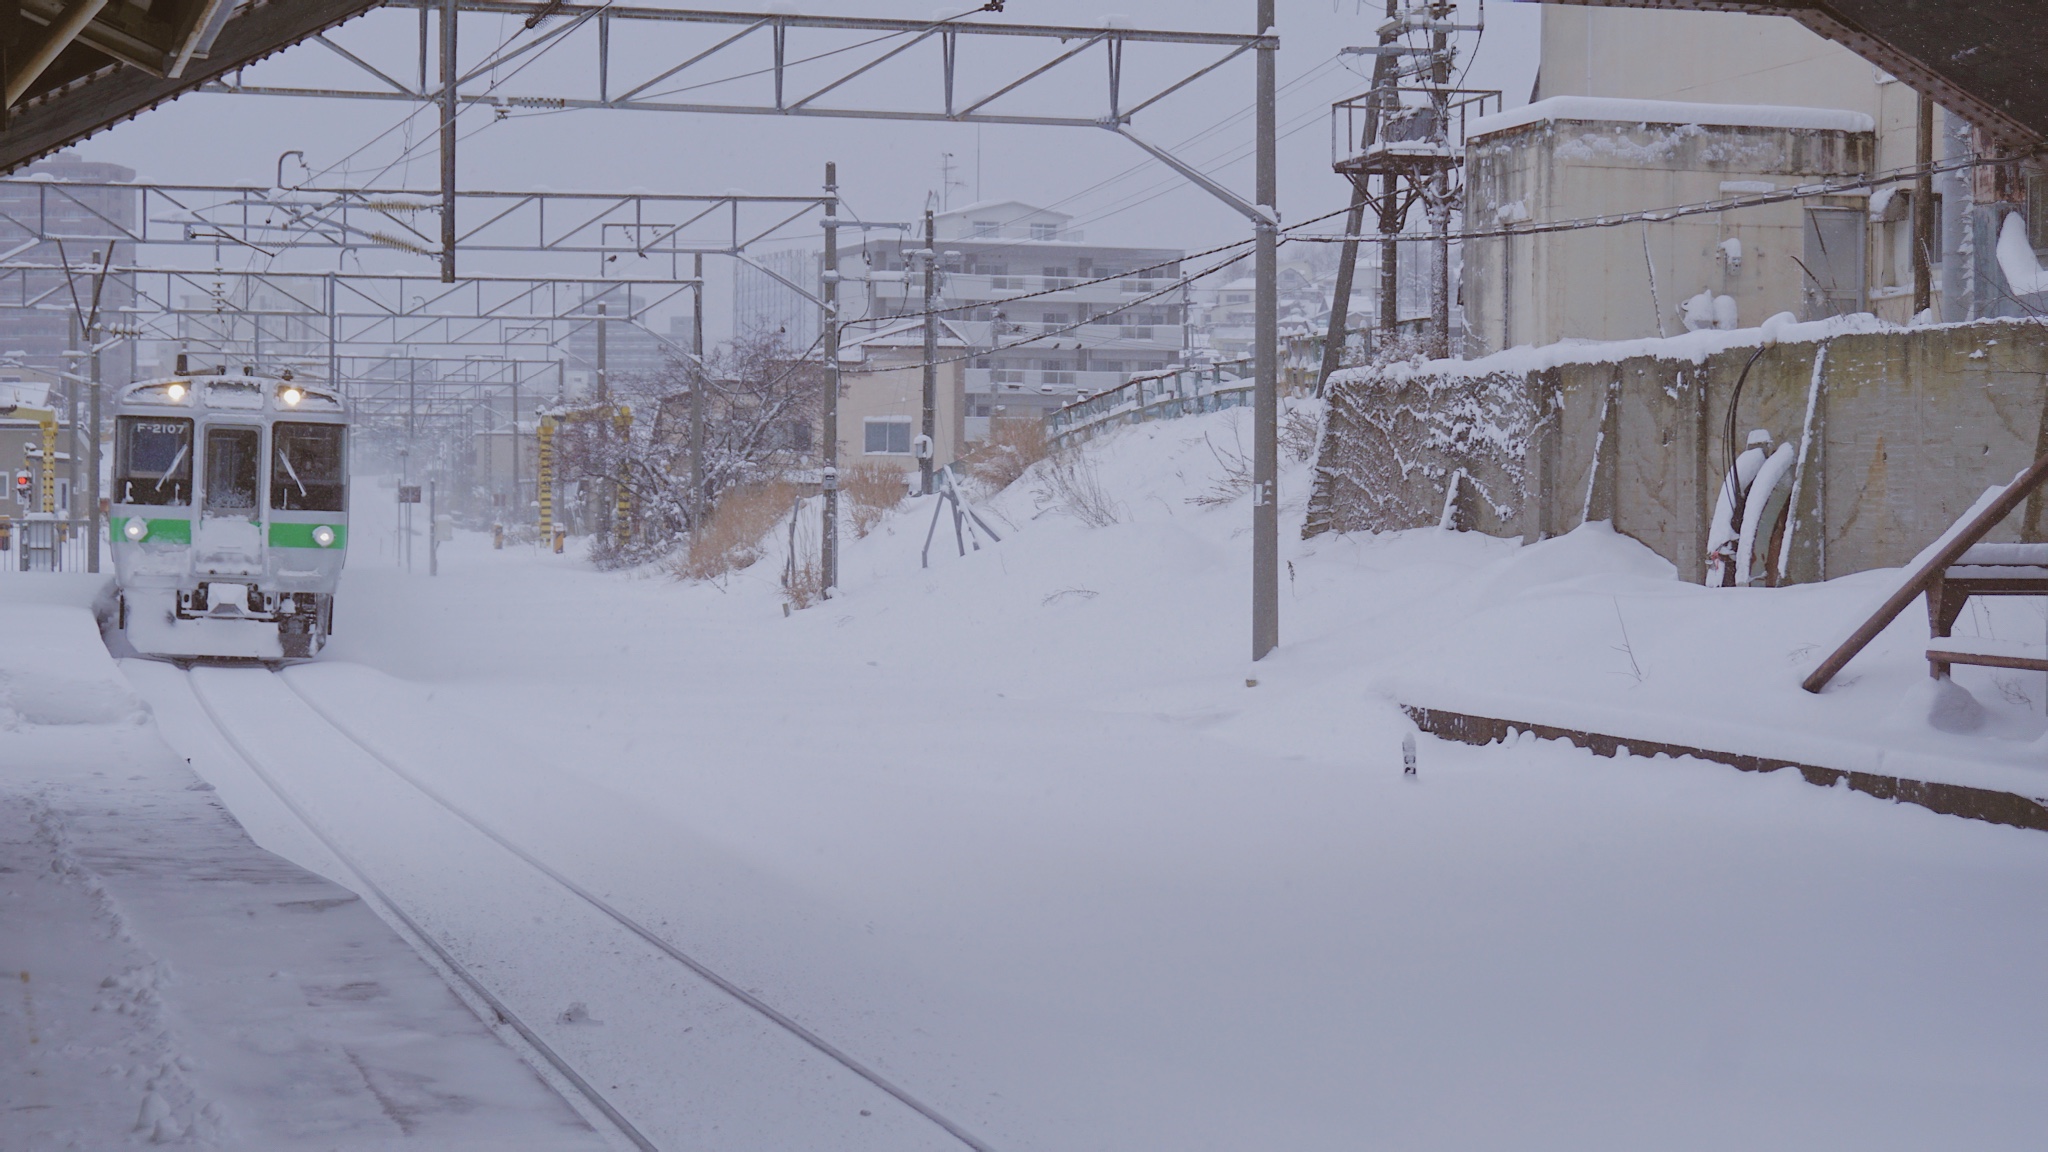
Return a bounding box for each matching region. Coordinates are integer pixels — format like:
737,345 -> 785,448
73,1 -> 1542,337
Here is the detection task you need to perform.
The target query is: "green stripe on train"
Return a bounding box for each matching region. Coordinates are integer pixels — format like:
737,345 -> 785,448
110,516 -> 192,544
268,522 -> 347,549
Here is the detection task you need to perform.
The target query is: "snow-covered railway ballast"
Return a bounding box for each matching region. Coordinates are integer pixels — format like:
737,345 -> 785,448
110,362 -> 348,662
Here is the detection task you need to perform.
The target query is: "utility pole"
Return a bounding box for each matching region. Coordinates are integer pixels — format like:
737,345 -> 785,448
689,252 -> 706,531
82,247 -> 109,572
66,313 -> 79,516
87,329 -> 101,572
1317,193 -> 1367,395
405,356 -> 415,571
439,0 -> 457,282
920,207 -> 938,497
509,380 -> 520,522
1376,0 -> 1401,342
1913,90 -> 1935,318
594,301 -> 607,399
820,161 -> 841,595
1426,0 -> 1454,359
429,479 -> 439,576
1252,0 -> 1279,662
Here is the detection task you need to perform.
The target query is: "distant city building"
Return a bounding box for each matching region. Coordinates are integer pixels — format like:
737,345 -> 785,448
841,200 -> 1187,440
562,297 -> 675,394
733,247 -> 822,349
0,152 -> 139,389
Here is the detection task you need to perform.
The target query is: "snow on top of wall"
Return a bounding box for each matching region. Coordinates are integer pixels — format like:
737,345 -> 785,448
1468,96 -> 1875,140
1996,211 -> 2048,298
1332,312 -> 1899,387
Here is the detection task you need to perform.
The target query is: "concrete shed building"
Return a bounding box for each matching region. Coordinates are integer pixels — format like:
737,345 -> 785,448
835,319 -> 970,475
1461,96 -> 1875,358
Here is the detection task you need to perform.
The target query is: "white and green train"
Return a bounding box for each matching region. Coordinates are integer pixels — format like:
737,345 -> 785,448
111,363 -> 348,661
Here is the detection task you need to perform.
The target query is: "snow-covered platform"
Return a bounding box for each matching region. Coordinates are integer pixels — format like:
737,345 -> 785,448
0,577 -> 605,1150
1381,524 -> 2048,832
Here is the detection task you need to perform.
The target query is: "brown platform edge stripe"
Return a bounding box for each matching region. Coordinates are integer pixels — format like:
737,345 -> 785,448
1402,704 -> 2048,834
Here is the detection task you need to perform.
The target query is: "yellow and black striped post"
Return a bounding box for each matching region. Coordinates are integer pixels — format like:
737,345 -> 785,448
38,414 -> 56,514
612,405 -> 633,544
536,414 -> 556,544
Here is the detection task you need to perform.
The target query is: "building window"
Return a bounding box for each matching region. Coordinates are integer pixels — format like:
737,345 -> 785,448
972,220 -> 998,237
1040,311 -> 1071,326
864,417 -> 912,455
1031,223 -> 1058,240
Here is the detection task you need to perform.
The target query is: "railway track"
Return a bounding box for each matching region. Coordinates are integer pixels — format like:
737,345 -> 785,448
164,662 -> 993,1152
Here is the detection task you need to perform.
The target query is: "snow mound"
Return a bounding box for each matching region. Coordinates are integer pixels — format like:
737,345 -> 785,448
0,599 -> 148,727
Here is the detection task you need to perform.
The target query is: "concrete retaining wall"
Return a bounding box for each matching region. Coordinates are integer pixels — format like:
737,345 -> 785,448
1305,318 -> 2048,581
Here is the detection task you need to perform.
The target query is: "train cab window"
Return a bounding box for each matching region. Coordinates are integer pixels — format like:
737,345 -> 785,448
270,423 -> 346,512
203,426 -> 261,515
114,416 -> 192,506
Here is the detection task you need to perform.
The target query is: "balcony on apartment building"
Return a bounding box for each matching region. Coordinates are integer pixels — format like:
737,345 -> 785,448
863,272 -> 1184,307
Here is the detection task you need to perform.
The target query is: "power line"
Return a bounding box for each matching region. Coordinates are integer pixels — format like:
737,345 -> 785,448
1287,146 -> 2045,244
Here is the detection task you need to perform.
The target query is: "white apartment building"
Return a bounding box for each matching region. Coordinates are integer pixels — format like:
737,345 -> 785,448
840,200 -> 1186,437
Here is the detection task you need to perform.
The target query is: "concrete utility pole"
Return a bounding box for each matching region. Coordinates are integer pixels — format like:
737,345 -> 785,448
1252,0 -> 1279,662
439,0 -> 457,283
1914,90 -> 1936,318
87,327 -> 101,573
820,162 -> 841,595
594,301 -> 607,399
1376,0 -> 1401,340
920,207 -> 938,497
689,252 -> 706,531
66,313 -> 79,515
1317,194 -> 1366,395
509,380 -> 520,522
1426,0 -> 1454,359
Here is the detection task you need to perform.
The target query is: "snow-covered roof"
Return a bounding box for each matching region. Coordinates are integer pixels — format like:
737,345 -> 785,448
1468,96 -> 1875,140
840,318 -> 973,353
935,199 -> 1071,223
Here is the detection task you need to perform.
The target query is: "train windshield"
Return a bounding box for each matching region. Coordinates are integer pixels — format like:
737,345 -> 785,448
270,423 -> 346,512
114,416 -> 192,506
203,426 -> 261,515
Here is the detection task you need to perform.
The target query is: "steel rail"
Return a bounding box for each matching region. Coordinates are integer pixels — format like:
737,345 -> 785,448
276,670 -> 1001,1152
180,667 -> 660,1152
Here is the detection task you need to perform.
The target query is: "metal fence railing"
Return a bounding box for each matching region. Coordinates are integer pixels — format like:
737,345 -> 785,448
0,517 -> 94,574
1045,361 -> 1256,450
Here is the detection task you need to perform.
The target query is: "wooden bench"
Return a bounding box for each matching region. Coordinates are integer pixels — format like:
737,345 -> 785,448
1925,543 -> 2048,678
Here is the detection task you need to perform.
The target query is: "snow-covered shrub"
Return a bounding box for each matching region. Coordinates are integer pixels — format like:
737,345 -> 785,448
674,479 -> 804,582
840,464 -> 907,539
1036,448 -> 1123,527
571,331 -> 826,569
959,415 -> 1049,492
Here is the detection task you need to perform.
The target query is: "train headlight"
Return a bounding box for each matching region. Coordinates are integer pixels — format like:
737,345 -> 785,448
122,519 -> 147,541
281,386 -> 303,407
311,525 -> 336,548
165,382 -> 186,401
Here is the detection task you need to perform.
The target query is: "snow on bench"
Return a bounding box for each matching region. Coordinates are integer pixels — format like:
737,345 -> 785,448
1927,544 -> 2048,676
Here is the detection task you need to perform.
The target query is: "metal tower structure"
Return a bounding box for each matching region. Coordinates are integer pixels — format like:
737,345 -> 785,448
1320,0 -> 1496,381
